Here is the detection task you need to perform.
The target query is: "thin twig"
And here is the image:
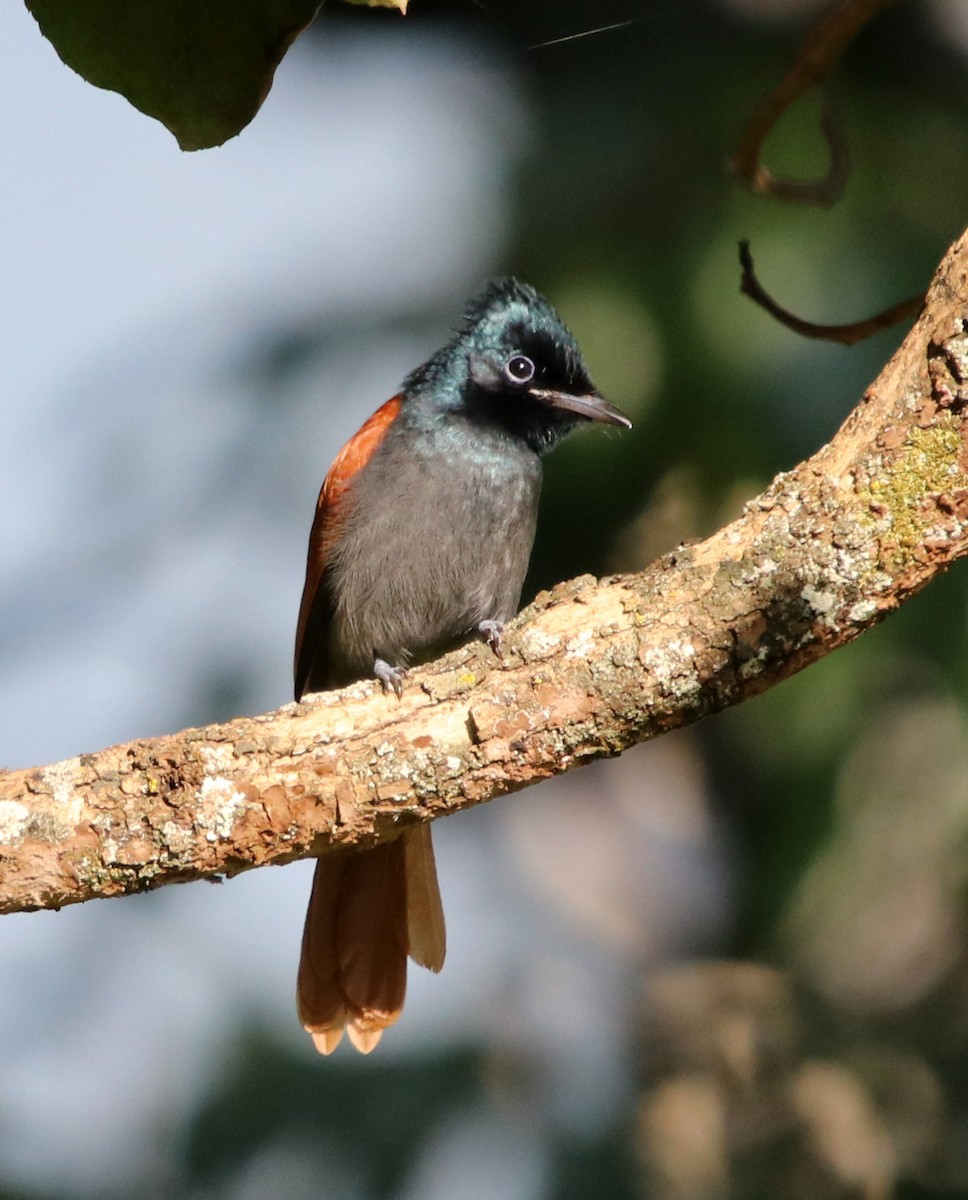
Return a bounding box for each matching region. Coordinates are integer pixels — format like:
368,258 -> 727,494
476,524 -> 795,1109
738,240 -> 924,345
731,0 -> 901,205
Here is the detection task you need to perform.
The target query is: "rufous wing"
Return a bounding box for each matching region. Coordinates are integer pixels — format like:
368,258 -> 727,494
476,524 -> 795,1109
293,394 -> 403,700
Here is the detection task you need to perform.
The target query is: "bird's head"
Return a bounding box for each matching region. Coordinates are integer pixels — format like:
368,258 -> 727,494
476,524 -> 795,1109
406,278 -> 631,453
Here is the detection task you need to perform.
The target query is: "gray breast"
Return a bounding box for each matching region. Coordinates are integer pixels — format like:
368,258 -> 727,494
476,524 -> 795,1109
325,421 -> 542,679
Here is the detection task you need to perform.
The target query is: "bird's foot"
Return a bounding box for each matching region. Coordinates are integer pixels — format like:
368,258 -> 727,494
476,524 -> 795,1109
478,619 -> 505,661
374,659 -> 407,699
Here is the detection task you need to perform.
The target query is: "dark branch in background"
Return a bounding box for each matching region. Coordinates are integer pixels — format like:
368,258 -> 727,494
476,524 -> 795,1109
730,0 -> 901,205
738,240 -> 925,345
732,1 -> 926,346
2,228 -> 968,919
737,90 -> 849,207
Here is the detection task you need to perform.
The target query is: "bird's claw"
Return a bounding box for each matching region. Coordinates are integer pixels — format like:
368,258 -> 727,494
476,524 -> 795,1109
374,659 -> 407,698
478,619 -> 505,661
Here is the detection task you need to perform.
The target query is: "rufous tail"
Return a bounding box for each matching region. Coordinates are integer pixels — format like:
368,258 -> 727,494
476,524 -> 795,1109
296,824 -> 446,1054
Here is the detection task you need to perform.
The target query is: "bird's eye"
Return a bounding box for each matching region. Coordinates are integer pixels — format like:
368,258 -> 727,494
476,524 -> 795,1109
505,354 -> 536,384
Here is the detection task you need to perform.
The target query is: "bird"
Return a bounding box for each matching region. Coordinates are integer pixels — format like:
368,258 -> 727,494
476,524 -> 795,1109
293,277 -> 631,1054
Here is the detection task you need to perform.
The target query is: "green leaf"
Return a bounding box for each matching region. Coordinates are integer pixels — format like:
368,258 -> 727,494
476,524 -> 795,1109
25,0 -> 325,151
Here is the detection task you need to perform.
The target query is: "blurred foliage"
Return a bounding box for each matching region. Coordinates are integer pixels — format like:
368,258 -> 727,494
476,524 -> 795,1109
184,1037 -> 485,1196
179,1033 -> 640,1199
12,2 -> 968,1198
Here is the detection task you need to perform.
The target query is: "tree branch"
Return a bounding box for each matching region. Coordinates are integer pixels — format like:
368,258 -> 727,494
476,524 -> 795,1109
3,229 -> 968,917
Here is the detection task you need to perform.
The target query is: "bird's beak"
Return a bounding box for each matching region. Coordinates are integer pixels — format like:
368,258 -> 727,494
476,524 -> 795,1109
530,388 -> 632,429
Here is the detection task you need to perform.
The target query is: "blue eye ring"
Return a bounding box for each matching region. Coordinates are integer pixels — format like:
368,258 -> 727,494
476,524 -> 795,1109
505,354 -> 536,384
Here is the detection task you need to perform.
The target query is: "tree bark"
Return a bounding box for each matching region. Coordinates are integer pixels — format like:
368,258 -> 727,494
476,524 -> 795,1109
2,229 -> 968,917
